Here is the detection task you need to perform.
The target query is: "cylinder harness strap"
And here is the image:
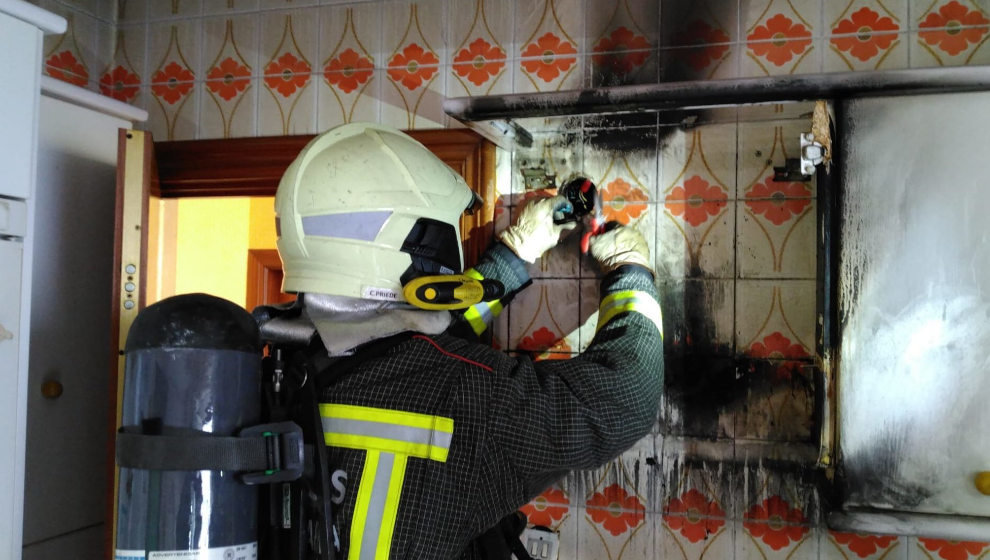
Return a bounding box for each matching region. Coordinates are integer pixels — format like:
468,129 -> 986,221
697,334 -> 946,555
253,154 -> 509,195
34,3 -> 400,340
115,420 -> 305,484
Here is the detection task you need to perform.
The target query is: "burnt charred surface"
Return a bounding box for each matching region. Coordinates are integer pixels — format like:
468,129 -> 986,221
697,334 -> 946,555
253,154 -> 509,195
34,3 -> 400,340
659,280 -> 818,442
838,430 -> 937,509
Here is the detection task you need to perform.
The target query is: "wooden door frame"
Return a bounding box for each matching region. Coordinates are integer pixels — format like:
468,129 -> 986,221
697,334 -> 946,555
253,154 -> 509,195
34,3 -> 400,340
246,248 -> 288,310
153,129 -> 497,267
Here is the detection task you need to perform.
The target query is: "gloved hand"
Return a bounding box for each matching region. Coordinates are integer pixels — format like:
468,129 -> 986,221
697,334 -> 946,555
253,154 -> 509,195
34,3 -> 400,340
589,222 -> 653,274
499,195 -> 577,263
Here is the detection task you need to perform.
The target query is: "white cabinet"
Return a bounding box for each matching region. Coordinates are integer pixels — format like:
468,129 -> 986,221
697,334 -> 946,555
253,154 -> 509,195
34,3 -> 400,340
830,91 -> 990,540
0,10 -> 40,200
0,2 -> 65,559
21,88 -> 143,560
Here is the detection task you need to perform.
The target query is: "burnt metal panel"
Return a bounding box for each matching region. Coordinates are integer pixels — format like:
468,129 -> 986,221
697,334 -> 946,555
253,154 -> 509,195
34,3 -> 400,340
836,91 -> 990,528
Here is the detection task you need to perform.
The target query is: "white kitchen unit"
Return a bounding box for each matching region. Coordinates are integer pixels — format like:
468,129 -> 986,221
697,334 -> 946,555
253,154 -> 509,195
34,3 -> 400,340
20,78 -> 146,560
830,91 -> 990,539
0,2 -> 66,559
0,0 -> 66,559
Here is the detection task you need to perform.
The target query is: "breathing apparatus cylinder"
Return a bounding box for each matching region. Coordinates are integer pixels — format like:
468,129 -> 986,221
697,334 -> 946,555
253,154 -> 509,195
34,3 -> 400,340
115,293 -> 262,560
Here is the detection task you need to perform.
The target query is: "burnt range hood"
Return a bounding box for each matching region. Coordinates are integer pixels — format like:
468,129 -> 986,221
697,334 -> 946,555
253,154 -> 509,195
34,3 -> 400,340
446,65 -> 990,542
443,65 -> 990,147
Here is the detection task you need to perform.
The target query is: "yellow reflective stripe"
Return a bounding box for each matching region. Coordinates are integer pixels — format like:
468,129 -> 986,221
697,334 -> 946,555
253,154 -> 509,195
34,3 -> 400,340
489,299 -> 504,316
377,454 -> 407,559
463,298 -> 503,336
463,268 -> 483,280
350,449 -> 379,560
325,433 -> 449,462
463,305 -> 487,336
597,290 -> 663,337
321,404 -> 454,434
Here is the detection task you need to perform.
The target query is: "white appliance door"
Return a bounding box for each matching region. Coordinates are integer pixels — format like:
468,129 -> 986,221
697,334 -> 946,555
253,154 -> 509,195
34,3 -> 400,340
0,235 -> 24,556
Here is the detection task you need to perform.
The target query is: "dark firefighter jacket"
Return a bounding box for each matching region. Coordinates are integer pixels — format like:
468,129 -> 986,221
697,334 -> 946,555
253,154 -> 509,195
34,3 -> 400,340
318,242 -> 664,560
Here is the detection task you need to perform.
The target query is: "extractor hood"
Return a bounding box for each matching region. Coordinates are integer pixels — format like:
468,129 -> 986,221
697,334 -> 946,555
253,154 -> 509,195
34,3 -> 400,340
443,65 -> 990,149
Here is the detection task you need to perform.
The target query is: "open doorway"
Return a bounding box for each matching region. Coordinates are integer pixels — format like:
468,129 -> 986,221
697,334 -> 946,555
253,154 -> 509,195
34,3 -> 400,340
147,196 -> 282,310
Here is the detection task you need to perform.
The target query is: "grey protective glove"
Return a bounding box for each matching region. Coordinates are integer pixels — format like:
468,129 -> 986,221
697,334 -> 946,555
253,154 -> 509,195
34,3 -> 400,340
499,195 -> 577,263
589,222 -> 653,274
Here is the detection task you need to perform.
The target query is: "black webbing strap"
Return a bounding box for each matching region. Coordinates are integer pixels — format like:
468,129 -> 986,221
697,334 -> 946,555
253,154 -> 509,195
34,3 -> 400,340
116,421 -> 304,483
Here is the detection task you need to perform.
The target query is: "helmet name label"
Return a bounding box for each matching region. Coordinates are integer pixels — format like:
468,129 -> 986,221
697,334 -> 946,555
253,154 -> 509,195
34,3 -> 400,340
363,287 -> 400,301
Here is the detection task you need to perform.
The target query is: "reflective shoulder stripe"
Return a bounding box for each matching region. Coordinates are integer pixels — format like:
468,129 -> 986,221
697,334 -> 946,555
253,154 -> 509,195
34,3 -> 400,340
597,290 -> 663,338
463,268 -> 483,280
460,268 -> 503,335
320,404 -> 454,560
320,404 -> 453,461
462,299 -> 503,336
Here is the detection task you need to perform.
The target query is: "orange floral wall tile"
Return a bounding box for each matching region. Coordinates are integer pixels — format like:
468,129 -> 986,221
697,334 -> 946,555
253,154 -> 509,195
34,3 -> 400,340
29,1 -> 990,557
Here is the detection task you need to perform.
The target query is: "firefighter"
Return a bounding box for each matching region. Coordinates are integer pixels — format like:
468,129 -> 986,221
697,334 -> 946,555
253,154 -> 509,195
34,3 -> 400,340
270,122 -> 663,559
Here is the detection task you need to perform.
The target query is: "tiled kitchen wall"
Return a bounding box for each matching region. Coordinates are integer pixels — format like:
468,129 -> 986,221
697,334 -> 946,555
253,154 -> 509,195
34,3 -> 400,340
30,0 -> 990,558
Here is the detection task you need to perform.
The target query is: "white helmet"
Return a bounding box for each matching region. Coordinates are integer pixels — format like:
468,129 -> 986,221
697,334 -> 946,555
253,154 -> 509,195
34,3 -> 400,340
275,123 -> 478,303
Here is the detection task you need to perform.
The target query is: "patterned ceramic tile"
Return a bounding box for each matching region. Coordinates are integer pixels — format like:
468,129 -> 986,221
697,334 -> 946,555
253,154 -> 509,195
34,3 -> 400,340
95,16 -> 117,66
42,10 -> 96,90
258,10 -> 319,135
582,432 -> 662,511
909,1 -> 990,66
507,279 -> 581,358
737,194 -> 816,280
204,0 -> 261,16
737,463 -> 822,558
741,0 -> 823,76
658,123 -> 738,279
554,505 -> 581,560
117,0 -> 147,23
907,537 -> 990,560
659,0 -> 739,80
316,4 -> 381,130
733,357 -> 816,442
585,0 -> 659,87
447,0 -> 514,97
661,0 -> 739,47
660,43 -> 741,80
658,197 -> 735,279
735,279 -> 817,365
738,519 -> 819,560
577,495 -> 659,559
201,16 -> 259,138
104,26 -> 145,105
380,1 -> 446,129
738,118 -> 817,199
659,277 -> 735,354
824,0 -> 908,72
659,514 -> 734,560
147,21 -> 201,140
148,0 -> 203,20
821,530 -> 907,560
659,443 -> 735,519
520,482 -> 574,530
261,0 -> 317,9
660,123 -> 738,203
515,0 -> 583,93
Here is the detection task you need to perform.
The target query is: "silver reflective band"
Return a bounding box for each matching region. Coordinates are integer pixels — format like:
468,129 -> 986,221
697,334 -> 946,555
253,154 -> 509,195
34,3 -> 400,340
301,211 -> 393,241
323,417 -> 453,451
361,451 -> 394,560
597,290 -> 663,337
